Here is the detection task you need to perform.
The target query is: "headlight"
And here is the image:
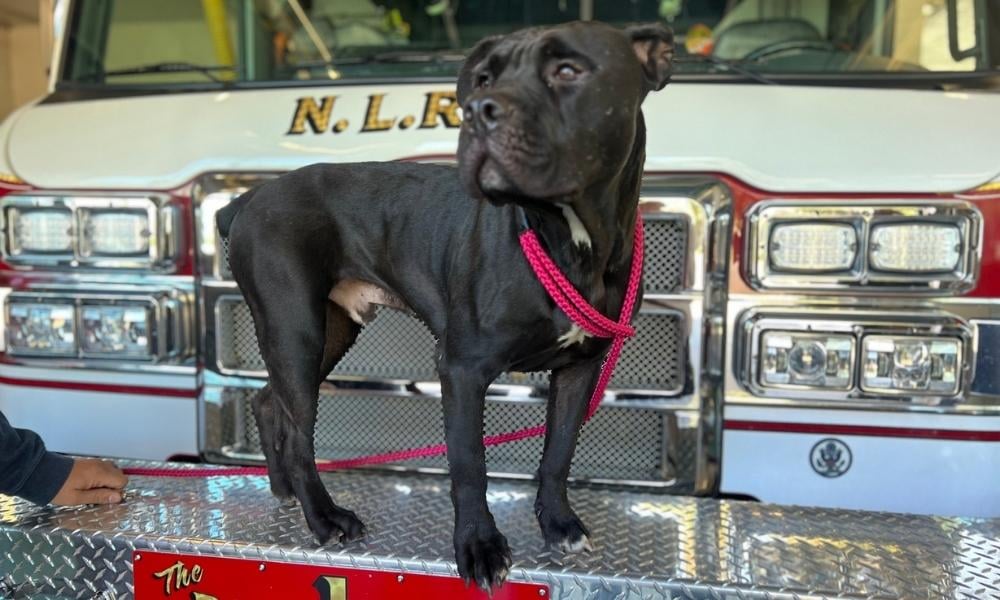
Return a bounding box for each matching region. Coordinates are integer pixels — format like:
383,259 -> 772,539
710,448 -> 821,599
760,331 -> 853,389
862,335 -> 961,395
81,304 -> 152,358
79,209 -> 152,257
6,207 -> 74,255
769,222 -> 857,272
1,194 -> 176,269
742,311 -> 971,402
1,293 -> 192,362
869,223 -> 961,273
747,203 -> 980,292
5,301 -> 76,356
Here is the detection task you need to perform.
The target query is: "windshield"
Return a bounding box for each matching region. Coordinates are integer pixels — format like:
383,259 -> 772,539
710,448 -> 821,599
62,0 -> 999,87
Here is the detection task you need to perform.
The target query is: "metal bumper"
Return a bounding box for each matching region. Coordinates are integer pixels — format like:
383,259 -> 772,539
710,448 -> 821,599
2,462 -> 998,599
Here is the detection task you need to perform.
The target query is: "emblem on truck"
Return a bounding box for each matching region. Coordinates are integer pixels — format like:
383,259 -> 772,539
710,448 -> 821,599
287,91 -> 462,135
810,438 -> 852,478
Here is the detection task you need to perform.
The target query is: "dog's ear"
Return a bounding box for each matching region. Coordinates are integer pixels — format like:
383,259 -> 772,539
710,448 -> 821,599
457,35 -> 502,105
626,23 -> 674,93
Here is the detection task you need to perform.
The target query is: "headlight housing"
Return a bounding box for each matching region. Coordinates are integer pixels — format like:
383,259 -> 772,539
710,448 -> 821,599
5,300 -> 76,356
2,292 -> 189,362
747,202 -> 981,293
1,194 -> 178,270
741,310 -> 972,402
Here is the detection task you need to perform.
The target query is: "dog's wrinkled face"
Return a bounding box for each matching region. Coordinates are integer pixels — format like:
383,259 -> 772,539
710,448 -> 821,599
457,21 -> 673,204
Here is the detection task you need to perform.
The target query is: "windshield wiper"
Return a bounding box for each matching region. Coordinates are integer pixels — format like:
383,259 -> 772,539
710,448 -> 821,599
676,55 -> 779,85
81,62 -> 238,83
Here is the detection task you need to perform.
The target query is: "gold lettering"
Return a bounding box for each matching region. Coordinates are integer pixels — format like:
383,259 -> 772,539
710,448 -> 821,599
362,94 -> 397,132
191,594 -> 218,600
419,91 -> 462,129
287,96 -> 337,134
313,575 -> 347,600
153,560 -> 207,597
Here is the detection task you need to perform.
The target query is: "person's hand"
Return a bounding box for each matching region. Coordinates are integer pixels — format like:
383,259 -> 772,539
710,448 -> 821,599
51,458 -> 128,506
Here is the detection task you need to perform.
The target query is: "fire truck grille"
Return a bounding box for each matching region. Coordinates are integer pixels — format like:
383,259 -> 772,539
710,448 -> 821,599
217,301 -> 684,392
220,387 -> 680,483
219,215 -> 686,294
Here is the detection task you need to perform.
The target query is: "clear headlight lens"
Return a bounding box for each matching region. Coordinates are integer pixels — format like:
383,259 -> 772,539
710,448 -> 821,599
761,332 -> 854,389
869,223 -> 961,273
80,210 -> 152,256
862,336 -> 961,394
5,302 -> 76,356
7,208 -> 74,254
80,304 -> 152,358
769,222 -> 857,272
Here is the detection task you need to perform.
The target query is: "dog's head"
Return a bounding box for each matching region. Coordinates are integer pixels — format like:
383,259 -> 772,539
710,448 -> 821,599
456,21 -> 673,205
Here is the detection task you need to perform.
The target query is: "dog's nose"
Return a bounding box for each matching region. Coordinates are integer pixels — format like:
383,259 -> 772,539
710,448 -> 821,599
465,97 -> 505,131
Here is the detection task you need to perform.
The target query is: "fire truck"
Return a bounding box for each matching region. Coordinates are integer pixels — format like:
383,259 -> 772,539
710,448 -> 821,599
1,1 -> 999,598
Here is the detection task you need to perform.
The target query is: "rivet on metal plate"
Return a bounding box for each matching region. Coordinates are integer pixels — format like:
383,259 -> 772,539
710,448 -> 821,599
259,563 -> 265,571
539,589 -> 546,597
397,575 -> 404,583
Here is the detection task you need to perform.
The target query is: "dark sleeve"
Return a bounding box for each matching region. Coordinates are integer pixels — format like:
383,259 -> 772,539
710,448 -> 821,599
0,411 -> 74,505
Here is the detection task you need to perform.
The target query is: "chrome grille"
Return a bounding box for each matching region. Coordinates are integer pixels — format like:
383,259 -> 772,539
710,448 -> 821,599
221,387 -> 677,482
642,217 -> 687,293
217,300 -> 684,392
217,215 -> 685,294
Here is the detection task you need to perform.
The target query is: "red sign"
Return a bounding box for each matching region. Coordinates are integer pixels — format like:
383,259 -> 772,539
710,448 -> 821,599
133,551 -> 547,600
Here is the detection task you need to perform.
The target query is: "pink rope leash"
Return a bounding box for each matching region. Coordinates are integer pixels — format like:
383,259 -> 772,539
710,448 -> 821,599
123,215 -> 644,478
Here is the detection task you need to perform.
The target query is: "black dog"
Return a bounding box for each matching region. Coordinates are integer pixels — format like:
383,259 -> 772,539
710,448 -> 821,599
216,20 -> 673,590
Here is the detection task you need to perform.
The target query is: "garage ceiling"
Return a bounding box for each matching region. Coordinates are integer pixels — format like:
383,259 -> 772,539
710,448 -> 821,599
0,0 -> 40,26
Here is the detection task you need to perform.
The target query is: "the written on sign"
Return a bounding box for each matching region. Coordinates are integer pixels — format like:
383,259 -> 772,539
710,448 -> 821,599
287,91 -> 461,135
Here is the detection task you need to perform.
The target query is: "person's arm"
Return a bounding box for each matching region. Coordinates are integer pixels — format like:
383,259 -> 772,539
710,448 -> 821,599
0,411 -> 127,505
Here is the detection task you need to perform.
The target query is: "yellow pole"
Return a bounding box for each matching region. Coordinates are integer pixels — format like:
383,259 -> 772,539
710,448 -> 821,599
201,0 -> 235,79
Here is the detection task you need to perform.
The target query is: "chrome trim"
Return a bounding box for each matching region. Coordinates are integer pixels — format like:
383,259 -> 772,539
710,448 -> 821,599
48,0 -> 71,92
746,201 -> 982,294
736,306 -> 976,406
191,173 -> 280,280
1,287 -> 195,367
1,193 -> 182,271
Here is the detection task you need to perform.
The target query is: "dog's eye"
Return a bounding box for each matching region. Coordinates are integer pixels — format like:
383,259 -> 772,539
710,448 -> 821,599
476,72 -> 491,88
554,63 -> 582,82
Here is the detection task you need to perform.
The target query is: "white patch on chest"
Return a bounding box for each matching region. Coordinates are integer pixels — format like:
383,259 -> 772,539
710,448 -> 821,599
559,204 -> 591,250
558,324 -> 591,348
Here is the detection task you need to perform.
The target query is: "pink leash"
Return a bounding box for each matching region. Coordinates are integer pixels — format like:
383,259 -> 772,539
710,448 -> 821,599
123,215 -> 643,478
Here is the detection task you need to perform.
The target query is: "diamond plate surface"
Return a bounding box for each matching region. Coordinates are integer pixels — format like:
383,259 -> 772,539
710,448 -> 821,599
2,462 -> 999,599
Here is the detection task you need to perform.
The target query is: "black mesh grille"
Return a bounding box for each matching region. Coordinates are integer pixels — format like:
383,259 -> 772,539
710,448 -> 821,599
217,302 -> 684,392
222,387 -> 673,482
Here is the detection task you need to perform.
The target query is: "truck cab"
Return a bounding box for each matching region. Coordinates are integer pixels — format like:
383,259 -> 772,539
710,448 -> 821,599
1,0 -> 998,520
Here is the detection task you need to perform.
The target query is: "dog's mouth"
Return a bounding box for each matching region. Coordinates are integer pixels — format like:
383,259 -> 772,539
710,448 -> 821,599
461,137 -> 578,206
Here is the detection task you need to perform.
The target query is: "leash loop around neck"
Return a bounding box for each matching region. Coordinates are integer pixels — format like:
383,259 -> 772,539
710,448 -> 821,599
121,214 -> 644,478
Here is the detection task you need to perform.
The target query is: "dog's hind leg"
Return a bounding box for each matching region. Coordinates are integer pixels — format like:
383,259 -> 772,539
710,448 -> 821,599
250,273 -> 365,545
252,301 -> 360,507
252,384 -> 295,504
534,356 -> 603,553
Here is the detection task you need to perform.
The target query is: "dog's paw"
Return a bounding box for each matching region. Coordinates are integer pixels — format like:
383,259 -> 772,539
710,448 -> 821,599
306,505 -> 367,545
537,507 -> 593,554
454,523 -> 512,593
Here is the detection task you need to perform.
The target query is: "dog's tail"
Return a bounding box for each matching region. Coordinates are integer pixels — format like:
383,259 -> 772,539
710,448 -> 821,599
216,187 -> 256,239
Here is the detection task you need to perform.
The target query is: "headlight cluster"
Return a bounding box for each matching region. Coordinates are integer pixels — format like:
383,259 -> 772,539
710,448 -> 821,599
1,195 -> 178,269
4,294 -> 172,360
744,313 -> 970,400
747,203 -> 981,292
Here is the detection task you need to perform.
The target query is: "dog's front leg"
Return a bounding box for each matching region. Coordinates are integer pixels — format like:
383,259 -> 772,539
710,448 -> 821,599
439,359 -> 512,591
535,356 -> 603,552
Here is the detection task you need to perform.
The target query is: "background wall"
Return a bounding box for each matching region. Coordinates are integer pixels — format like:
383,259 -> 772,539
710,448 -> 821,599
0,0 -> 48,122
